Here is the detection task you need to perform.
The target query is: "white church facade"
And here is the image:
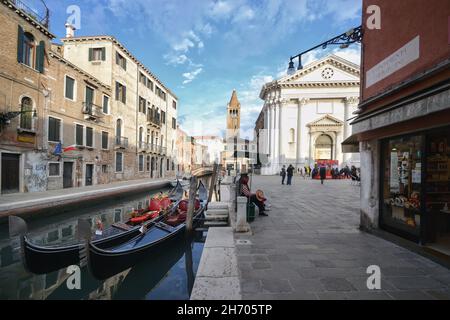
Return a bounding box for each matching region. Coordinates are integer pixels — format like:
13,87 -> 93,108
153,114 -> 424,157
257,55 -> 361,175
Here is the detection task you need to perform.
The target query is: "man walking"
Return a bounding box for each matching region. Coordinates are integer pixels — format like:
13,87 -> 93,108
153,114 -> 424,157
280,165 -> 287,185
287,165 -> 294,185
319,164 -> 327,185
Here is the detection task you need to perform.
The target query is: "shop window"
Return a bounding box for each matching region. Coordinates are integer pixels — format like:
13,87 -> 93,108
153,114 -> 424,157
381,135 -> 422,237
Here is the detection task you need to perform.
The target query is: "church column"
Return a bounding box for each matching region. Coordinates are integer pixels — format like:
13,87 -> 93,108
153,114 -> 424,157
296,98 -> 308,166
278,99 -> 286,168
308,130 -> 313,166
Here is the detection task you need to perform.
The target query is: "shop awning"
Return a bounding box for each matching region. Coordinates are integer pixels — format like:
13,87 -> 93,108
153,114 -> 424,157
342,134 -> 360,153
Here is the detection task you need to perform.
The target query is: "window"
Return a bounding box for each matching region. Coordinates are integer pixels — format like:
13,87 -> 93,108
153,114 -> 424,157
103,95 -> 109,114
116,152 -> 123,172
139,97 -> 146,114
76,124 -> 84,146
49,163 -> 60,177
86,127 -> 94,148
17,27 -> 44,72
114,209 -> 122,223
147,79 -> 153,91
116,52 -> 127,70
48,117 -> 61,142
139,72 -> 147,86
89,48 -> 105,61
172,101 -> 177,109
146,156 -> 150,171
102,131 -> 109,149
172,117 -> 177,130
115,82 -> 126,103
102,165 -> 108,173
22,32 -> 35,68
65,76 -> 75,100
116,119 -> 122,138
20,97 -> 33,130
161,111 -> 166,124
85,86 -> 94,107
139,155 -> 144,172
167,159 -> 170,171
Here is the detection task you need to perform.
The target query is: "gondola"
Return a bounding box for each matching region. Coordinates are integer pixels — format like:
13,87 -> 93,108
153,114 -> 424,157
9,181 -> 184,275
84,181 -> 208,280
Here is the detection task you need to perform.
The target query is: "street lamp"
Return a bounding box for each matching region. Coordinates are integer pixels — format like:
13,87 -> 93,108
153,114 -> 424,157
287,26 -> 363,73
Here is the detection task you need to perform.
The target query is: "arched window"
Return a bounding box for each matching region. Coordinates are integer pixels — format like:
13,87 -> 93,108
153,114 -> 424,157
23,32 -> 35,68
20,97 -> 33,130
289,128 -> 295,143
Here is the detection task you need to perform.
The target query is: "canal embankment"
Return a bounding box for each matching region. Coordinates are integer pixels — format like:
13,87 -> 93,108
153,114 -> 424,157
0,178 -> 170,222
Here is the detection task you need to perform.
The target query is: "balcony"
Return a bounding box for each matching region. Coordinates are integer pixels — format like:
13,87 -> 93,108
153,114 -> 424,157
9,0 -> 50,28
82,102 -> 104,121
147,113 -> 161,127
115,136 -> 128,149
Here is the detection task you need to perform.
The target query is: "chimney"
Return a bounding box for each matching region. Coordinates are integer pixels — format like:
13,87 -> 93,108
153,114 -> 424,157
65,23 -> 76,38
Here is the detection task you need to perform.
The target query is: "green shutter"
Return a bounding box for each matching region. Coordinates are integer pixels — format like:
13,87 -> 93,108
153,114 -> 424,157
123,58 -> 127,71
123,85 -> 126,103
115,82 -> 119,101
36,41 -> 45,73
101,47 -> 106,61
88,48 -> 93,61
17,26 -> 24,63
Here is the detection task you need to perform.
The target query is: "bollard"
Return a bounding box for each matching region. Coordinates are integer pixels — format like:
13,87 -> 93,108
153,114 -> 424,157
236,196 -> 250,233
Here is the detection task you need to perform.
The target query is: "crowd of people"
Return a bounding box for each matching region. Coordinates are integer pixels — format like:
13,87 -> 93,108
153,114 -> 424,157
280,164 -> 361,185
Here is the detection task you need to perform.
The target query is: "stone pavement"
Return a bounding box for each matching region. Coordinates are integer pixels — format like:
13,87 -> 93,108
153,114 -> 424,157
236,176 -> 450,300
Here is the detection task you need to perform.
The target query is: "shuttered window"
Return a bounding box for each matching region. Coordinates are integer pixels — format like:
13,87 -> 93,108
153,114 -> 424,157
115,82 -> 126,103
116,52 -> 127,70
89,47 -> 106,61
102,132 -> 109,149
65,76 -> 75,100
139,155 -> 144,172
86,127 -> 93,148
76,124 -> 84,146
48,117 -> 61,142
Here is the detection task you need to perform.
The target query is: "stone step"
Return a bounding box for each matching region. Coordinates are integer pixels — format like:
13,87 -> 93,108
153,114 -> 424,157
205,209 -> 229,216
204,221 -> 229,227
207,202 -> 229,210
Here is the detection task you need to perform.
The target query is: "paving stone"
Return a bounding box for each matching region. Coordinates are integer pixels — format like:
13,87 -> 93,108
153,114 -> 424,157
311,260 -> 336,268
345,291 -> 393,300
251,262 -> 272,270
425,290 -> 450,300
320,277 -> 357,292
260,279 -> 293,294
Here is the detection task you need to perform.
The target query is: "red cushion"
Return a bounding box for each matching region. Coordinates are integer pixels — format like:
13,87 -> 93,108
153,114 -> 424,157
149,199 -> 161,211
178,200 -> 189,212
160,198 -> 172,210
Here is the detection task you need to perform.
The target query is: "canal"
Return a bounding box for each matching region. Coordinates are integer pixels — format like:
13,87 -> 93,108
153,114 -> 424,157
0,186 -> 206,300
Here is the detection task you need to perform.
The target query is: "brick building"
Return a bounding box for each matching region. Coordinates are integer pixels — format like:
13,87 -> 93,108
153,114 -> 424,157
345,0 -> 450,255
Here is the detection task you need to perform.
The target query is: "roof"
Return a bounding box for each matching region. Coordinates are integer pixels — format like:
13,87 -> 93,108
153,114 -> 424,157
2,0 -> 56,39
229,90 -> 240,109
49,51 -> 110,91
61,35 -> 177,100
260,54 -> 360,99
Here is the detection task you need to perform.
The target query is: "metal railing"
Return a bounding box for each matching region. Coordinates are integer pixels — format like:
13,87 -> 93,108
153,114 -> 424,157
147,113 -> 161,126
115,136 -> 128,148
82,102 -> 104,119
11,0 -> 50,28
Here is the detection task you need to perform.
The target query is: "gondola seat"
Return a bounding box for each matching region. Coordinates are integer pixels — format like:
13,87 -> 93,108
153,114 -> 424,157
149,199 -> 162,211
129,211 -> 159,226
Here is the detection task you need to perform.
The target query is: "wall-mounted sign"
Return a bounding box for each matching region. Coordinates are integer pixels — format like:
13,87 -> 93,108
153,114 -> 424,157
17,135 -> 36,144
366,36 -> 420,88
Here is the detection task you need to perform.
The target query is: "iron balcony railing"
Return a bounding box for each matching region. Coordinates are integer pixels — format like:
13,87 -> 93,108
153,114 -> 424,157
10,0 -> 50,28
82,102 -> 104,119
115,136 -> 128,148
147,113 -> 161,127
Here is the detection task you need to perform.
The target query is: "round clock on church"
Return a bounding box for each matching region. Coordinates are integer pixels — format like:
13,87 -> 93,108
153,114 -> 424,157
321,67 -> 334,80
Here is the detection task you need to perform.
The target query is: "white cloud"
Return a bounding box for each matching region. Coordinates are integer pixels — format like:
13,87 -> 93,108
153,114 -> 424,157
182,68 -> 203,84
164,53 -> 189,65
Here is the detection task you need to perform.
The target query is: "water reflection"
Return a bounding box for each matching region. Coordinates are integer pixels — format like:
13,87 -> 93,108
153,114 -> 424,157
0,188 -> 205,300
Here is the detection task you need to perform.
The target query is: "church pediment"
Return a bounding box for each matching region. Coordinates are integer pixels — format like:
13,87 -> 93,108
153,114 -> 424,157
283,55 -> 360,84
307,115 -> 344,127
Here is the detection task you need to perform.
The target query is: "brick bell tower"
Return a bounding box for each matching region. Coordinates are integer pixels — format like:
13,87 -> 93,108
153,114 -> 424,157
226,90 -> 241,138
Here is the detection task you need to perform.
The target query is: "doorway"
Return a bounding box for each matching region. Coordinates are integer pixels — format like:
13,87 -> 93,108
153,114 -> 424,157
63,162 -> 73,189
1,153 -> 20,194
315,134 -> 333,160
85,164 -> 94,186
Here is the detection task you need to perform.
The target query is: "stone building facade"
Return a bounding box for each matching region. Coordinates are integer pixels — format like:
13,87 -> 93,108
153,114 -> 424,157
0,1 -> 178,194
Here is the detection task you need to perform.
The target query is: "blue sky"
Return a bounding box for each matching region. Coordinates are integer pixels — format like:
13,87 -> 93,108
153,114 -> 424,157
38,0 -> 362,138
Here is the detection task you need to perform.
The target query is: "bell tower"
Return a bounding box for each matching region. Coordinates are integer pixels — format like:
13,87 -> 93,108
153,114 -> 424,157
227,90 -> 241,137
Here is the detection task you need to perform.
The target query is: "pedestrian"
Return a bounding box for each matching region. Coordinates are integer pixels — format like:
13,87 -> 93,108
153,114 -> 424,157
287,164 -> 294,185
280,165 -> 286,185
240,175 -> 268,216
319,164 -> 327,185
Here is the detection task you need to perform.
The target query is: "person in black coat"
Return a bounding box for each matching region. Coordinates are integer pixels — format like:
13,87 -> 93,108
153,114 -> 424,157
319,165 -> 327,185
286,165 -> 295,185
280,166 -> 287,185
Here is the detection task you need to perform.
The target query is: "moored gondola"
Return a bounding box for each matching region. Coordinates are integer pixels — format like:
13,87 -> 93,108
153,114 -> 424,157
10,181 -> 184,275
84,181 -> 208,280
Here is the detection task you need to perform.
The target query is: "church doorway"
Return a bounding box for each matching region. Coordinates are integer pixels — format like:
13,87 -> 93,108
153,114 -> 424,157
315,134 -> 333,160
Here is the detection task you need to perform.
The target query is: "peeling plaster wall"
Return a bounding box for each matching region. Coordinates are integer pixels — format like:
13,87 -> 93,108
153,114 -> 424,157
359,140 -> 380,231
24,151 -> 48,193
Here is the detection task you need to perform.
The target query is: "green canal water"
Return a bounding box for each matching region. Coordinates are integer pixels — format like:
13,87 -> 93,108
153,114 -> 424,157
0,188 -> 205,300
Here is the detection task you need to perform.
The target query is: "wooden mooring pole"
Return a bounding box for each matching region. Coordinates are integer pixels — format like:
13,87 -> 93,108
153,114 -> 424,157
186,175 -> 198,233
207,164 -> 219,204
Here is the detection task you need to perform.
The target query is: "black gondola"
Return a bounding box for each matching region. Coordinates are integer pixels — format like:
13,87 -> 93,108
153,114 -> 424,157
85,181 -> 208,280
9,182 -> 184,275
